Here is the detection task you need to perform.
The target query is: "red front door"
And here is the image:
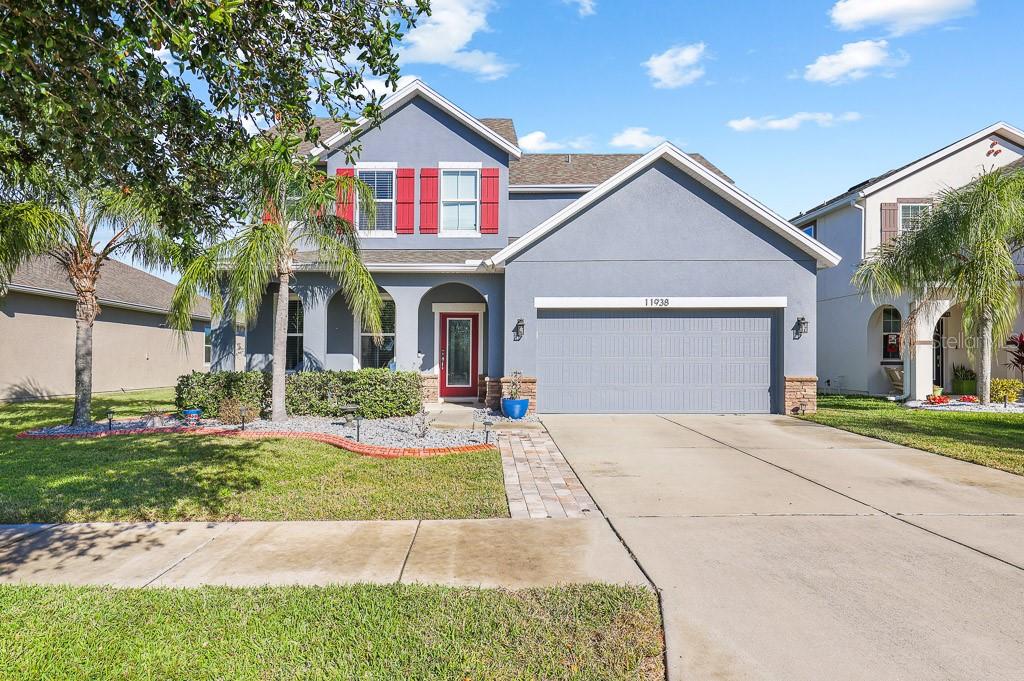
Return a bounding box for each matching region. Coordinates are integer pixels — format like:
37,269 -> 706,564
439,313 -> 479,398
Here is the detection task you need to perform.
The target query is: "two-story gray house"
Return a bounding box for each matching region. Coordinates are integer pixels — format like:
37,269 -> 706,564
212,80 -> 840,414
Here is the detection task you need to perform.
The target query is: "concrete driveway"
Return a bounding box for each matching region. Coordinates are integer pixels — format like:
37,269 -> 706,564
542,413 -> 1024,681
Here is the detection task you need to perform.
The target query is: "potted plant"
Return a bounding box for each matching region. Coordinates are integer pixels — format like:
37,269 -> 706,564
500,371 -> 530,419
951,364 -> 977,396
181,407 -> 203,428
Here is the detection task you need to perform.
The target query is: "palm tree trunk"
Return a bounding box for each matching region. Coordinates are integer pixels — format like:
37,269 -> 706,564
978,310 -> 993,405
71,288 -> 99,427
271,270 -> 290,421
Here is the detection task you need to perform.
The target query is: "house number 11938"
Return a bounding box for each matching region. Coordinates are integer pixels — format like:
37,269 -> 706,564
644,298 -> 671,307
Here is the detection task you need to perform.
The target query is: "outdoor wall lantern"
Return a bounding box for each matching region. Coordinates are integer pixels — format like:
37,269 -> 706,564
794,316 -> 810,340
513,318 -> 525,342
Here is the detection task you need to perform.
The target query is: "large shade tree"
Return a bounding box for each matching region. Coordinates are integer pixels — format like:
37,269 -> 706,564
0,0 -> 428,241
0,149 -> 182,425
853,167 -> 1024,404
170,135 -> 382,421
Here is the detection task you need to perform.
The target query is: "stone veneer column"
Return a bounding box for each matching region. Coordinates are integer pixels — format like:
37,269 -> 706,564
420,373 -> 439,404
784,376 -> 817,414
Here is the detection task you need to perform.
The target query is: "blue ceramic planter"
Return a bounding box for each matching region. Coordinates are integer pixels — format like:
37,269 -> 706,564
501,398 -> 529,420
182,408 -> 202,427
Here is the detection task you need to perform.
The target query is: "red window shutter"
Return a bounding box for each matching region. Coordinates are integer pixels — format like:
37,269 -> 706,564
336,167 -> 355,223
480,167 -> 499,234
419,168 -> 439,234
880,203 -> 898,245
396,168 -> 415,234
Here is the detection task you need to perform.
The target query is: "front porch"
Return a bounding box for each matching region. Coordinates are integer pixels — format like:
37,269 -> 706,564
868,299 -> 1024,400
215,271 -> 508,405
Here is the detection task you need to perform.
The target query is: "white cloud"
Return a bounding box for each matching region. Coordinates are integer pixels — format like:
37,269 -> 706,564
609,127 -> 665,149
727,112 -> 862,132
519,131 -> 591,152
804,40 -> 907,84
359,74 -> 421,99
400,0 -> 513,81
831,0 -> 974,35
564,0 -> 596,16
644,43 -> 706,89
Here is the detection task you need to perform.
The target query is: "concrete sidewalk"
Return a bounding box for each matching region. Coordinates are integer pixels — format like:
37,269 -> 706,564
0,518 -> 648,589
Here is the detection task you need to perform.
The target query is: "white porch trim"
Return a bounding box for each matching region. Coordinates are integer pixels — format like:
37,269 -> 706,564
533,296 -> 788,310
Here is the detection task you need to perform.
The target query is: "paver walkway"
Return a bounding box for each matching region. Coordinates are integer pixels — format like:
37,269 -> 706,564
0,519 -> 647,589
498,432 -> 599,519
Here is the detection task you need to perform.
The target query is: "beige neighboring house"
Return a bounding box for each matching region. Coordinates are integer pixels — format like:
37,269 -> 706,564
793,122 -> 1024,400
0,256 -> 211,401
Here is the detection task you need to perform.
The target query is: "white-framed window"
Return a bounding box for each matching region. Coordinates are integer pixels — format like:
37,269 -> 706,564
286,295 -> 304,371
899,203 -> 928,234
203,326 -> 212,365
440,169 -> 480,233
882,307 -> 902,361
360,296 -> 396,369
356,169 -> 395,234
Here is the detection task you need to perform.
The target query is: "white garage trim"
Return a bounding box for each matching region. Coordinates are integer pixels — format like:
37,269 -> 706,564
534,296 -> 787,310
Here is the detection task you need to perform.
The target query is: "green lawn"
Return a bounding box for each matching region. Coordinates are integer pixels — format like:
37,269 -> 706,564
0,583 -> 664,680
802,395 -> 1024,476
0,388 -> 508,522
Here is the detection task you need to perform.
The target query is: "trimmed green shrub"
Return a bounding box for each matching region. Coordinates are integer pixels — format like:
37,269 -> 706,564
175,371 -> 270,418
285,368 -> 422,419
176,369 -> 421,419
990,378 -> 1023,404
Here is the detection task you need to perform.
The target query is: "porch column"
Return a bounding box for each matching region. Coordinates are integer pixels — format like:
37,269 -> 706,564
294,288 -> 328,371
908,340 -> 935,401
390,289 -> 422,372
210,279 -> 235,372
484,290 -> 504,377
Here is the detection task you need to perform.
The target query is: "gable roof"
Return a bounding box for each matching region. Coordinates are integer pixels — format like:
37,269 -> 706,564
794,121 -> 1024,224
7,256 -> 210,319
478,118 -> 518,146
509,152 -> 731,187
311,80 -> 522,159
487,143 -> 841,270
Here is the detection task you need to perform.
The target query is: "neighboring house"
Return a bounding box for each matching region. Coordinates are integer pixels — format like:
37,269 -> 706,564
792,122 -> 1024,400
213,80 -> 840,414
0,256 -> 211,401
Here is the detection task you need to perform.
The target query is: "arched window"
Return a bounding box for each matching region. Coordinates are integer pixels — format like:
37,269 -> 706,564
882,307 -> 902,361
286,295 -> 304,370
360,296 -> 396,369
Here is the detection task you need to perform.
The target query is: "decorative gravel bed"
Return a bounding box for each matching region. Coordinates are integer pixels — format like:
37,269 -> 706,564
472,408 -> 540,423
907,400 -> 1024,413
24,414 -> 491,449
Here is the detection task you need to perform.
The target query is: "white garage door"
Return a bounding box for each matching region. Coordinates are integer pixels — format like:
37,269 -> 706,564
536,309 -> 776,413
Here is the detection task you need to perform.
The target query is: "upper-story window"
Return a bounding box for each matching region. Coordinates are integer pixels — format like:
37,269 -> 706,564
802,221 -> 817,239
440,169 -> 479,233
357,169 -> 395,234
899,203 -> 928,234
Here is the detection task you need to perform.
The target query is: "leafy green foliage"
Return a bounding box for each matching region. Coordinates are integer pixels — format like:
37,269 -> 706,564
952,364 -> 977,381
175,369 -> 422,419
286,369 -> 422,419
0,0 -> 428,238
989,378 -> 1023,404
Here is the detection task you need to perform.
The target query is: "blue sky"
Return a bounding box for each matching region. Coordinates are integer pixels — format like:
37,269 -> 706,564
127,0 -> 1024,281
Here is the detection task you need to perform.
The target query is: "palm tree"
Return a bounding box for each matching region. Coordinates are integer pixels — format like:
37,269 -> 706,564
853,167 -> 1024,404
1,158 -> 180,426
171,134 -> 382,421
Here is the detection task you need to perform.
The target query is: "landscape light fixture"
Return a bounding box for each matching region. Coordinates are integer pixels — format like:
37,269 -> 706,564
106,408 -> 114,433
355,414 -> 362,442
239,405 -> 248,431
513,318 -> 525,342
483,419 -> 493,445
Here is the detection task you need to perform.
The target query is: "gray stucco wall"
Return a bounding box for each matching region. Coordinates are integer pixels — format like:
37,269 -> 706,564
502,159 -> 819,406
324,97 -> 511,250
507,192 -> 584,239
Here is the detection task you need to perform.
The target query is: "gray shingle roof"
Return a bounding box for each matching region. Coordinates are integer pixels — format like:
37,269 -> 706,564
8,256 -> 209,319
478,118 -> 518,146
297,249 -> 498,265
509,152 -> 732,186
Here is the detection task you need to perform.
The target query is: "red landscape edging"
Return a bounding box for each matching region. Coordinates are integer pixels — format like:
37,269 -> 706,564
15,426 -> 496,459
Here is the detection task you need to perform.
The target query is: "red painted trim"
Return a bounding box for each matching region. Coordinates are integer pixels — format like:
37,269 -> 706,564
396,168 -> 415,234
419,168 -> 439,234
336,167 -> 355,223
16,427 -> 496,459
438,312 -> 479,398
480,167 -> 499,234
